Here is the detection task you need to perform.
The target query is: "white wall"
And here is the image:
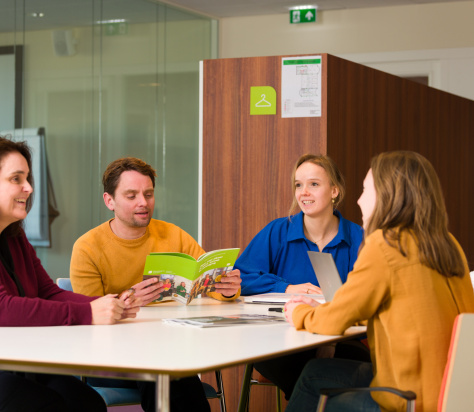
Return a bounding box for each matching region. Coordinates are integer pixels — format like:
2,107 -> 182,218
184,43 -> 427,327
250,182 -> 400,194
340,47 -> 474,101
219,1 -> 474,100
219,1 -> 474,58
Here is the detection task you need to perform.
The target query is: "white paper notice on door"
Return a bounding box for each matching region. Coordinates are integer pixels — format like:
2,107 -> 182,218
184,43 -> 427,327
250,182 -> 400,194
281,56 -> 322,118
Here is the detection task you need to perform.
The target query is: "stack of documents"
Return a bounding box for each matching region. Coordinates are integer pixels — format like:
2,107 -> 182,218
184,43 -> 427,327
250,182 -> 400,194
162,314 -> 286,328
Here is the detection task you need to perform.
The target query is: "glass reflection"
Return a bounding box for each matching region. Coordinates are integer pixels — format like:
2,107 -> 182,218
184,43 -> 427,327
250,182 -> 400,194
0,0 -> 216,277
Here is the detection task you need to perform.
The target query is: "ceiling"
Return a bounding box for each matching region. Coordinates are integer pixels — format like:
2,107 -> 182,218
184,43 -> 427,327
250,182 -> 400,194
168,0 -> 472,18
0,0 -> 470,33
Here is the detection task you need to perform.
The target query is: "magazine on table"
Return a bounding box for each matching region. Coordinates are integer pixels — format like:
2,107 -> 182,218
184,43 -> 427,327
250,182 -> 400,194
162,314 -> 287,328
142,248 -> 240,305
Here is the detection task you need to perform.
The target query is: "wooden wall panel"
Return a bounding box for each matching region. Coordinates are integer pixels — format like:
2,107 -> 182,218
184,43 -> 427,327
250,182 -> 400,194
202,56 -> 327,252
201,55 -> 328,412
326,54 -> 474,267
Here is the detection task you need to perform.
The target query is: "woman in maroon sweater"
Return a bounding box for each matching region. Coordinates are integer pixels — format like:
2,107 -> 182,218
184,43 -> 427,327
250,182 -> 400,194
0,136 -> 138,411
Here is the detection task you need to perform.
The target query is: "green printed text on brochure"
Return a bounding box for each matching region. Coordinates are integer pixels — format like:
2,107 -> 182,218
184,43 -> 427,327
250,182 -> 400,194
143,248 -> 240,305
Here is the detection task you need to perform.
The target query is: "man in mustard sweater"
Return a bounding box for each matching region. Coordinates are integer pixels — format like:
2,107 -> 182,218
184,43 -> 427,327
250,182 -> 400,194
70,157 -> 241,303
70,157 -> 241,412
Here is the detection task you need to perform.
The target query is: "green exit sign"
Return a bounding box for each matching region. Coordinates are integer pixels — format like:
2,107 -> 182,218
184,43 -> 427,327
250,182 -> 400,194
290,8 -> 317,24
104,22 -> 129,36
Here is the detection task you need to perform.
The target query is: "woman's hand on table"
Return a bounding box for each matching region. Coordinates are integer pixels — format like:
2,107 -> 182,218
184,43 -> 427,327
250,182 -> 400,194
285,283 -> 322,295
214,269 -> 242,298
90,295 -> 126,325
130,277 -> 165,306
284,295 -> 320,327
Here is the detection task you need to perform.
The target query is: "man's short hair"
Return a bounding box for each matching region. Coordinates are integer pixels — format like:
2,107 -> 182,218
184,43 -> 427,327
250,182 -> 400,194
102,157 -> 157,197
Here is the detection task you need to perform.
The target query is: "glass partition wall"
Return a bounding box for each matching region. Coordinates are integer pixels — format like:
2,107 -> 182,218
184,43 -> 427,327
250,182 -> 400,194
0,0 -> 217,278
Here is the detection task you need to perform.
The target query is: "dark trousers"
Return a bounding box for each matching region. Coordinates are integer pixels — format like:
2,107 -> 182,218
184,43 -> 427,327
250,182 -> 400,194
286,359 -> 379,412
87,375 -> 210,412
254,339 -> 371,400
0,371 -> 106,412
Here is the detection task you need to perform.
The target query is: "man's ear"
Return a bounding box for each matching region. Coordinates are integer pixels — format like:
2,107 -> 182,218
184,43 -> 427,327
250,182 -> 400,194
103,192 -> 115,212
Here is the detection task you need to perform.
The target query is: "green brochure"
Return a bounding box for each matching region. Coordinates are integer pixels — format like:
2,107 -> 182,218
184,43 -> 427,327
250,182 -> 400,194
143,248 -> 240,305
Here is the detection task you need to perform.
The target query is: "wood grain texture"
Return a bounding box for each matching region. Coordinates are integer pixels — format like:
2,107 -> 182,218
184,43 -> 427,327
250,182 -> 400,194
202,56 -> 326,254
326,54 -> 474,268
202,366 -> 288,412
202,56 -> 326,410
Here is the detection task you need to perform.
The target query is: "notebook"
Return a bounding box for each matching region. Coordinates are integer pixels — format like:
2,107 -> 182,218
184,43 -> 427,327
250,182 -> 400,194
307,251 -> 343,302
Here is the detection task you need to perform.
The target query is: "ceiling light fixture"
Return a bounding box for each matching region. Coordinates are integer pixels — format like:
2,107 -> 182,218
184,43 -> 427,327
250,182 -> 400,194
289,5 -> 317,11
96,19 -> 127,25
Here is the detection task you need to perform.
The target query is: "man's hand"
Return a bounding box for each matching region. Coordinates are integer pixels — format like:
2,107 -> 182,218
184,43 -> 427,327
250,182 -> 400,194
116,288 -> 141,319
131,277 -> 165,306
285,283 -> 322,295
90,295 -> 125,325
213,269 -> 241,298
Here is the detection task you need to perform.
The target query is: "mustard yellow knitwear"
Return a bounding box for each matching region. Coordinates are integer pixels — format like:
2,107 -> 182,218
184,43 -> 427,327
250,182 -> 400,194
70,219 -> 239,302
292,229 -> 474,412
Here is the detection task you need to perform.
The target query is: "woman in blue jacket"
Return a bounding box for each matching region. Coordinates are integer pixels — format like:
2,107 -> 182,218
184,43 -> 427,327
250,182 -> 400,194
235,153 -> 364,399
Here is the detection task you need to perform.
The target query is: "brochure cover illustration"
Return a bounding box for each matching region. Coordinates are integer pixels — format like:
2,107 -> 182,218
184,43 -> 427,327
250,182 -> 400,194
143,248 -> 240,305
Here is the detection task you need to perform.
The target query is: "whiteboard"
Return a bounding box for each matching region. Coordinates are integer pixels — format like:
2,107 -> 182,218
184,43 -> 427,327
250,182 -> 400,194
1,128 -> 53,247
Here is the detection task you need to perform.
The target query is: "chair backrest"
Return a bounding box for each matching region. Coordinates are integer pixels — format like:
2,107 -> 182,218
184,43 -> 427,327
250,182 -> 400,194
438,313 -> 474,412
56,277 -> 73,292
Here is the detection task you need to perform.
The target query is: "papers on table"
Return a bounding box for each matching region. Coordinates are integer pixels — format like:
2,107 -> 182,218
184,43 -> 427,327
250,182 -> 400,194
243,293 -> 325,305
162,314 -> 287,328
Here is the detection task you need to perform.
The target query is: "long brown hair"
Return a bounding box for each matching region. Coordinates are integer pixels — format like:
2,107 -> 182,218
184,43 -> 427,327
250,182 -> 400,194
0,137 -> 34,236
366,151 -> 464,277
289,154 -> 345,216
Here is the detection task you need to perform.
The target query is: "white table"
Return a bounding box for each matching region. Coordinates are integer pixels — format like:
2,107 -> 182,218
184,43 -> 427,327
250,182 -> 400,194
0,298 -> 366,411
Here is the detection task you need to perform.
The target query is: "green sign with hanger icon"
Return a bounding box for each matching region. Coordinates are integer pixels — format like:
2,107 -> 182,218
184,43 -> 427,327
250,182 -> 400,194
250,86 -> 277,115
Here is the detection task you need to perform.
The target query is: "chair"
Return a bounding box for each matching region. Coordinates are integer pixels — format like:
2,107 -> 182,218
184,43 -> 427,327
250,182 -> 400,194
317,313 -> 474,412
438,313 -> 474,412
56,277 -> 227,411
56,277 -> 143,406
56,277 -> 75,291
238,363 -> 282,412
202,371 -> 227,412
317,387 -> 416,412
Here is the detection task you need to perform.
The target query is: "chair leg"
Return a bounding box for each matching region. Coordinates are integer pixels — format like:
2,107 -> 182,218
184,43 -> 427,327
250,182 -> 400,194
214,370 -> 226,412
237,364 -> 254,412
316,394 -> 329,412
276,386 -> 282,412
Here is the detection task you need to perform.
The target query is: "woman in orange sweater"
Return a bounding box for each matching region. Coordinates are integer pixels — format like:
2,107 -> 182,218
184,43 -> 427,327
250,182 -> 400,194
284,151 -> 474,412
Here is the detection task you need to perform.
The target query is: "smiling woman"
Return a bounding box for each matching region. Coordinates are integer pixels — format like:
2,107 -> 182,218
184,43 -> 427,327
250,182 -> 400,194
0,151 -> 33,232
236,153 -> 362,297
0,138 -> 34,236
0,136 -> 142,411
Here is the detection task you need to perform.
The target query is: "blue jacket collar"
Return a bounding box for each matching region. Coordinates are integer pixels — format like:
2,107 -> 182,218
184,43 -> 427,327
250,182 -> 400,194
287,210 -> 352,247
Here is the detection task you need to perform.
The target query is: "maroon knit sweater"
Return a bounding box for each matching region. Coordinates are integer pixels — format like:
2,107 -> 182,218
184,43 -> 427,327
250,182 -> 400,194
0,232 -> 94,326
